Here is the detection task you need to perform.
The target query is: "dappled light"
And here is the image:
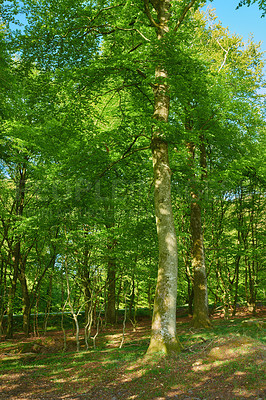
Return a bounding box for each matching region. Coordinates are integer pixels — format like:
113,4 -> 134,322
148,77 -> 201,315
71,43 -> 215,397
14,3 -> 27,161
0,0 -> 265,399
0,308 -> 265,400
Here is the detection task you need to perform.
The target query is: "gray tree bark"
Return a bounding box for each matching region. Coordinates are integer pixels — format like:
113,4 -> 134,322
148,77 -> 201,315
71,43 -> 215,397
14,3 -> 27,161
145,0 -> 182,355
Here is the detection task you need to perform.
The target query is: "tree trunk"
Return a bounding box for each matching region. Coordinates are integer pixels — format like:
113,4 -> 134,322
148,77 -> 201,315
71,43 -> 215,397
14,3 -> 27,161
232,224 -> 241,316
83,274 -> 91,327
19,265 -> 31,336
232,254 -> 241,316
0,256 -> 7,335
185,263 -> 194,317
190,197 -> 211,327
80,245 -> 92,328
186,136 -> 211,328
248,190 -> 258,316
106,223 -> 116,324
104,170 -> 116,324
6,240 -> 21,338
147,137 -> 181,354
44,271 -> 53,333
6,260 -> 18,339
129,274 -> 135,321
145,0 -> 183,355
106,254 -> 116,324
6,163 -> 27,338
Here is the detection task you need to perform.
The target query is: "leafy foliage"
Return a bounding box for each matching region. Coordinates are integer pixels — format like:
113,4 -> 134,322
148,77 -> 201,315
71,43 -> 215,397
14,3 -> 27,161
0,0 -> 265,339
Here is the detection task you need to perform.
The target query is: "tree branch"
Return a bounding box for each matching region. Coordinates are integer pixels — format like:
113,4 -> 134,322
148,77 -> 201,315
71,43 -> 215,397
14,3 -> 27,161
143,0 -> 161,28
135,85 -> 154,106
137,69 -> 157,89
128,43 -> 143,53
86,3 -> 125,27
173,0 -> 198,32
216,39 -> 231,73
98,144 -> 151,180
135,29 -> 151,42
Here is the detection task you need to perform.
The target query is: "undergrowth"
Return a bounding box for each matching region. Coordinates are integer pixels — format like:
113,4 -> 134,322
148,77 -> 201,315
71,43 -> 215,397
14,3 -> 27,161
0,313 -> 265,400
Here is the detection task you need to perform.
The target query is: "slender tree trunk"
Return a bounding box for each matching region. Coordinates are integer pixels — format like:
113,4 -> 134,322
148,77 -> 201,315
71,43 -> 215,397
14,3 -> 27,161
44,270 -> 53,333
186,136 -> 211,328
80,247 -> 91,327
147,269 -> 153,316
0,253 -> 8,336
106,218 -> 116,324
180,212 -> 194,316
6,163 -> 28,338
190,197 -> 211,327
33,294 -> 40,337
191,188 -> 211,323
185,261 -> 194,317
232,225 -> 241,316
105,178 -> 116,324
83,274 -> 91,327
106,253 -> 116,324
248,191 -> 257,315
6,237 -> 22,339
19,265 -> 31,336
232,254 -> 241,316
129,273 -> 135,321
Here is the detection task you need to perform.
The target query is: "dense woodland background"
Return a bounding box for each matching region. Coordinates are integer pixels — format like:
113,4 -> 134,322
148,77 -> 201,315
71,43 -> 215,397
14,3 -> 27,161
0,0 -> 265,342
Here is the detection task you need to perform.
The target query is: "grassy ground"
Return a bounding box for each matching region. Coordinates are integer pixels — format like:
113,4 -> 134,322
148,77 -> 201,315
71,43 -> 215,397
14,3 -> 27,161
0,308 -> 265,400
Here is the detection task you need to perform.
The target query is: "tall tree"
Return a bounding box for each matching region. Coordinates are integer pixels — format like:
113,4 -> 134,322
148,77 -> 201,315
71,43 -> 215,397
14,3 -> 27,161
1,0 -> 265,348
144,0 -> 179,355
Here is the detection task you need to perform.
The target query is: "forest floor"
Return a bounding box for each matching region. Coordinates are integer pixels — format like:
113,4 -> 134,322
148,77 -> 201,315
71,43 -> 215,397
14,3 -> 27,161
0,307 -> 265,400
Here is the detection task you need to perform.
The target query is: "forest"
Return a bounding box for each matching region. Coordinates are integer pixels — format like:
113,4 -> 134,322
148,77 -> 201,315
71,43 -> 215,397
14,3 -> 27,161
0,0 -> 265,357
0,1 -> 266,399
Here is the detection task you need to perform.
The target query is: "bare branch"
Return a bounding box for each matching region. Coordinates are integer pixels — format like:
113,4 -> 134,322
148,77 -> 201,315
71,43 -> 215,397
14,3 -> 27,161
216,39 -> 231,72
135,28 -> 151,42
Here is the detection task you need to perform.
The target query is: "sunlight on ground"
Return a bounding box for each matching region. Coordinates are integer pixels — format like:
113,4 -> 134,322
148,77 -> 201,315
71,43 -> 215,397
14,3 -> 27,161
233,371 -> 246,376
232,387 -> 257,397
0,314 -> 264,400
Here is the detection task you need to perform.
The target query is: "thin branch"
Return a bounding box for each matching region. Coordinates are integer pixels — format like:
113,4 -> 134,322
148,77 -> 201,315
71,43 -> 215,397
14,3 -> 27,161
97,145 -> 151,180
135,85 -> 153,106
216,39 -> 231,73
137,69 -> 157,89
95,91 -> 117,126
115,24 -> 150,40
122,135 -> 143,157
115,26 -> 135,32
128,43 -> 143,53
86,3 -> 125,27
199,113 -> 215,131
118,90 -> 126,121
143,0 -> 161,28
174,0 -> 198,32
135,29 -> 151,42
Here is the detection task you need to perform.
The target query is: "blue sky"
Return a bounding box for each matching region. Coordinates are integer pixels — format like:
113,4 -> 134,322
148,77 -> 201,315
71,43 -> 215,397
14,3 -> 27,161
204,0 -> 266,53
202,0 -> 266,89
